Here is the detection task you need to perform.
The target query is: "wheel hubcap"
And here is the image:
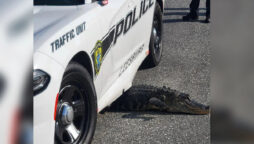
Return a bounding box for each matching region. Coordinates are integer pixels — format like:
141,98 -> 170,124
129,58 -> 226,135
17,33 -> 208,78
59,103 -> 74,125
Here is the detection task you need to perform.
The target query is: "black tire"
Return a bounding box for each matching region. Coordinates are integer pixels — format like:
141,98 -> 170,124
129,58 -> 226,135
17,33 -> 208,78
146,2 -> 163,67
55,63 -> 97,144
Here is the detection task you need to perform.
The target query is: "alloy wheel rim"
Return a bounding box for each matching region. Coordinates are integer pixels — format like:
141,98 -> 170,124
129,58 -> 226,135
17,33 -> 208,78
153,14 -> 162,60
55,85 -> 88,144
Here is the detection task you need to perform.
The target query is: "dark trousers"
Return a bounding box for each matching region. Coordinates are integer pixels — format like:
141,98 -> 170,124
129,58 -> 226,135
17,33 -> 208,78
190,0 -> 210,18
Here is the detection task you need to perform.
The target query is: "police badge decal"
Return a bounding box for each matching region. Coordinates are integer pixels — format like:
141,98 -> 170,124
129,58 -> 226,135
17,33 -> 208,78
93,41 -> 103,75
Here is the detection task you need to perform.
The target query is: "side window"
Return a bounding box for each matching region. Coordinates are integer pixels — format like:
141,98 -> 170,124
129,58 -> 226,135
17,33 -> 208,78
34,0 -> 84,5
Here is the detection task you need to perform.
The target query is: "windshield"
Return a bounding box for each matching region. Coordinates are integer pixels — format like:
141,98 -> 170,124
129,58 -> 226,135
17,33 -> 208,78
34,0 -> 84,5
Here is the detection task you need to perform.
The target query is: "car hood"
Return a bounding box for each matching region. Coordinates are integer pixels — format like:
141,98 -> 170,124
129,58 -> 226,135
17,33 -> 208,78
34,6 -> 78,51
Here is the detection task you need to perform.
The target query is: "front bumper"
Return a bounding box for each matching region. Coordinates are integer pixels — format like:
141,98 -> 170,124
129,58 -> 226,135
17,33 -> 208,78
34,52 -> 64,144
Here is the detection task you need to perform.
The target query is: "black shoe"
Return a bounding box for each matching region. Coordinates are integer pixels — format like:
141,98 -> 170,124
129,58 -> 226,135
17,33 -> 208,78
182,13 -> 198,21
203,18 -> 210,23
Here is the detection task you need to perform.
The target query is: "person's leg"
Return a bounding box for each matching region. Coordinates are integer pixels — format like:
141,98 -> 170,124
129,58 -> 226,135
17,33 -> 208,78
183,0 -> 200,21
205,0 -> 210,22
190,0 -> 200,15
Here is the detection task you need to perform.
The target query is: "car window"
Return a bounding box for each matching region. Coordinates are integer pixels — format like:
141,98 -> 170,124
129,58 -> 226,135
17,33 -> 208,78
34,0 -> 84,6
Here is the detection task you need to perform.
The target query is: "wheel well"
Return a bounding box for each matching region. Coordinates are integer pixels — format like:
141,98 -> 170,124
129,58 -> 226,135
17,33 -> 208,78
156,0 -> 163,12
70,51 -> 93,79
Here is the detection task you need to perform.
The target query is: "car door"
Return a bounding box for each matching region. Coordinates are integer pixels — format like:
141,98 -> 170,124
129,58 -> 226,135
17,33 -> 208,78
92,0 -> 133,96
102,0 -> 156,83
112,0 -> 156,77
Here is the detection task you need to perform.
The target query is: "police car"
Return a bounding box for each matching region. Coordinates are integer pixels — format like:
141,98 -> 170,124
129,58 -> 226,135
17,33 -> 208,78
34,0 -> 164,143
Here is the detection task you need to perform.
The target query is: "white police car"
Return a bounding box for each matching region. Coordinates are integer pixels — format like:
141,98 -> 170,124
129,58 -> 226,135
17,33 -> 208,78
33,0 -> 164,143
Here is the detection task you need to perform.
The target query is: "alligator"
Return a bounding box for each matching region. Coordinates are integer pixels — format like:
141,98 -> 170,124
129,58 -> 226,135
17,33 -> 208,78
108,85 -> 209,115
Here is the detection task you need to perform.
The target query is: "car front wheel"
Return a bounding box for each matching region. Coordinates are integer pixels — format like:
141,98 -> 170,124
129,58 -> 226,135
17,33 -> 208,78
55,63 -> 97,144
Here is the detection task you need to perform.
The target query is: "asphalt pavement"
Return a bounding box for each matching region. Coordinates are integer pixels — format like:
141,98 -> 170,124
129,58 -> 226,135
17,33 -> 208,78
93,0 -> 210,143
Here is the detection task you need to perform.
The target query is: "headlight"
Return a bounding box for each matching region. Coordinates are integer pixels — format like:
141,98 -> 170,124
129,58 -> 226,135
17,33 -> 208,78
33,69 -> 50,95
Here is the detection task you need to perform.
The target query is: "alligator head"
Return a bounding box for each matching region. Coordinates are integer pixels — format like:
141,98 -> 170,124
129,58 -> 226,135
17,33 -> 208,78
148,86 -> 210,115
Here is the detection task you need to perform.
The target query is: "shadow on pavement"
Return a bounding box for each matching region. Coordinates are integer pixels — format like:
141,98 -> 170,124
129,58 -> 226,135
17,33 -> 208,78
164,8 -> 206,11
121,112 -> 155,121
162,7 -> 207,24
163,19 -> 204,23
120,110 -> 208,121
164,12 -> 206,16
